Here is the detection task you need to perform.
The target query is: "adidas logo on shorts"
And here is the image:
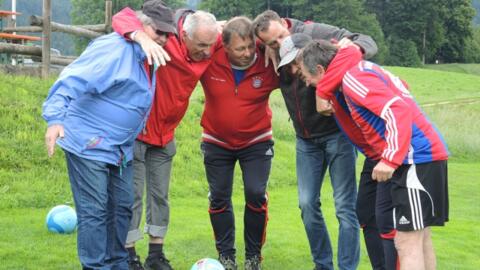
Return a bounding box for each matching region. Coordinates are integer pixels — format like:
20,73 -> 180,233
399,216 -> 410,225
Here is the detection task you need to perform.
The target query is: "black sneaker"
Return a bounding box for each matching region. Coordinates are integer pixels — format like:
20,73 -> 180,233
144,254 -> 173,270
244,255 -> 261,270
128,255 -> 144,270
218,254 -> 237,270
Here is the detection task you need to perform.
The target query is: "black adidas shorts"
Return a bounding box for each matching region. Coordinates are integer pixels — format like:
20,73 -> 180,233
390,160 -> 449,231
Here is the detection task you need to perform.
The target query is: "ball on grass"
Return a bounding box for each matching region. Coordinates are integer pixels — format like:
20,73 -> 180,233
46,205 -> 77,234
190,258 -> 225,270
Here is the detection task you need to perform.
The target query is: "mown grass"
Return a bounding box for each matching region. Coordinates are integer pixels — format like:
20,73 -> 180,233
387,67 -> 480,104
423,63 -> 480,76
1,161 -> 479,270
0,66 -> 479,269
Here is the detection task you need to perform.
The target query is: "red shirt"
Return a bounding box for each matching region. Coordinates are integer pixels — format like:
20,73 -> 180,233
200,48 -> 279,149
112,8 -> 222,146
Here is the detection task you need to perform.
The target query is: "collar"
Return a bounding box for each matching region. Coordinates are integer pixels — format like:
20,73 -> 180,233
285,18 -> 293,30
230,54 -> 257,70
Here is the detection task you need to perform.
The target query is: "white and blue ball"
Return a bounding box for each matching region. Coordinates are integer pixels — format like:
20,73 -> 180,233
190,258 -> 225,270
46,205 -> 77,234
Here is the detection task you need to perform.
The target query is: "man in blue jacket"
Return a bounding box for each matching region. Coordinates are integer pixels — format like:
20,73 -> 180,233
42,1 -> 176,269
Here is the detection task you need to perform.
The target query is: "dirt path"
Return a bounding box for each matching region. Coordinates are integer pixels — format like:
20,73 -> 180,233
421,97 -> 480,107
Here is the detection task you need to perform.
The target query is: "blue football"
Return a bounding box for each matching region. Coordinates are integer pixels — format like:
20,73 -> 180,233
46,205 -> 77,234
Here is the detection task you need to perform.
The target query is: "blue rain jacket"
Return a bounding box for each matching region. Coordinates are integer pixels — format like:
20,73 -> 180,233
42,33 -> 155,165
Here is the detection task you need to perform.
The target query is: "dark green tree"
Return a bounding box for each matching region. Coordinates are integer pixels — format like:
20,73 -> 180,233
365,0 -> 479,64
366,0 -> 447,64
200,0 -> 295,20
463,26 -> 480,62
385,34 -> 422,67
289,0 -> 387,63
200,0 -> 263,19
437,0 -> 476,62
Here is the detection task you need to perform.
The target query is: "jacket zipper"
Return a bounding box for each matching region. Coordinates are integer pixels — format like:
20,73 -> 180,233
293,78 -> 309,137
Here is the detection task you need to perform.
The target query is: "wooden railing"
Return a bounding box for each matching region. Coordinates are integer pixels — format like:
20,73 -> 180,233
0,0 -> 113,78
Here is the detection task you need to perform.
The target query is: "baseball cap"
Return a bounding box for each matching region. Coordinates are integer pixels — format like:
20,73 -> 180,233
142,0 -> 177,34
277,33 -> 312,71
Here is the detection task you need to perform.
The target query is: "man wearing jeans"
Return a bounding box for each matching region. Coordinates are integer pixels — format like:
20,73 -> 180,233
253,10 -> 377,270
42,3 -> 175,269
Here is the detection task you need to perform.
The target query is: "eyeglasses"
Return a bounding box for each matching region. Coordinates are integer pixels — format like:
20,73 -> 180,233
155,29 -> 168,37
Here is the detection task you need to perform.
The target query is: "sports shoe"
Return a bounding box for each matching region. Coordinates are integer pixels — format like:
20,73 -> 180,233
128,255 -> 144,270
218,254 -> 237,270
144,254 -> 173,270
244,255 -> 262,270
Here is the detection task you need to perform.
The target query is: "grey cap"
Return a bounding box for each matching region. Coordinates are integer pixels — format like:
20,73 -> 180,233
142,0 -> 176,34
277,33 -> 312,71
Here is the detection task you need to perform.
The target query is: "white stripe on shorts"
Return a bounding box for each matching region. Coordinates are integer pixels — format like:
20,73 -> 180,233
407,187 -> 424,230
406,164 -> 437,230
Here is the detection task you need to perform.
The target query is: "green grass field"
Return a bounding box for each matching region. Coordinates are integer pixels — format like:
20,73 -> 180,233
1,66 -> 480,269
424,63 -> 480,76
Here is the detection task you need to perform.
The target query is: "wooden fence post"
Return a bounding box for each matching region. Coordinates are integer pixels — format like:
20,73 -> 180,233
105,0 -> 112,33
42,0 -> 51,79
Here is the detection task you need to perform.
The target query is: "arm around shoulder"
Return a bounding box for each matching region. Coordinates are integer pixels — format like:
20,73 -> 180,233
112,7 -> 144,38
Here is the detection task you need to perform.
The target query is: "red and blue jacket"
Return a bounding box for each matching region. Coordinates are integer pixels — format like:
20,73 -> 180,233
317,48 -> 449,168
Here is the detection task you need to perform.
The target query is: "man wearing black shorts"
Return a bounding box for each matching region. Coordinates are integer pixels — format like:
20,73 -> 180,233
299,40 -> 449,270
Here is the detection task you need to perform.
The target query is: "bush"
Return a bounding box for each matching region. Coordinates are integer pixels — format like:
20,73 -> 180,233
385,35 -> 422,67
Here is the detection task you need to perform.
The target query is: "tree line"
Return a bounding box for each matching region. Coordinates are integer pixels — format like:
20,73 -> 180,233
69,0 -> 479,66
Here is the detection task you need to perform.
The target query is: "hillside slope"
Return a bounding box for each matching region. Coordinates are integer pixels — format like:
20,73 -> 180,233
1,67 -> 479,208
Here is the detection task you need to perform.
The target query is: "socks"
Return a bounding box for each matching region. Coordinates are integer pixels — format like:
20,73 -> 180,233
149,243 -> 164,257
127,243 -> 165,259
127,247 -> 137,259
382,238 -> 398,270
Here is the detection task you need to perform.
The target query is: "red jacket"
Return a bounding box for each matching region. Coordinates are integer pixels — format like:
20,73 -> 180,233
200,48 -> 279,149
112,8 -> 222,146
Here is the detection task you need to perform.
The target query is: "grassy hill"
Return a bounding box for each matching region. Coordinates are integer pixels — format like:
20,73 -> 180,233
424,63 -> 480,76
0,68 -> 479,269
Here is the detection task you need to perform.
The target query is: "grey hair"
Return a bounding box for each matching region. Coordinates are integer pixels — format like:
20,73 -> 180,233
135,11 -> 154,27
183,10 -> 217,38
298,40 -> 338,75
222,16 -> 254,45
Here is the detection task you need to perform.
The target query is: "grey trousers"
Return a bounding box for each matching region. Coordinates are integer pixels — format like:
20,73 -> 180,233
126,139 -> 176,244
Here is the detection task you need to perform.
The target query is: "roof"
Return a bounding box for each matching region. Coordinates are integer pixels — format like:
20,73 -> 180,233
0,33 -> 41,41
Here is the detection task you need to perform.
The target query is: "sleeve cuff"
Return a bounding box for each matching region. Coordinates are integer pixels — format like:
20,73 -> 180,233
380,158 -> 400,170
47,120 -> 63,127
316,88 -> 333,99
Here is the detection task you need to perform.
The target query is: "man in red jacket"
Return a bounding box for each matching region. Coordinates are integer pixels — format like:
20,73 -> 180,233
199,16 -> 278,270
111,5 -> 221,270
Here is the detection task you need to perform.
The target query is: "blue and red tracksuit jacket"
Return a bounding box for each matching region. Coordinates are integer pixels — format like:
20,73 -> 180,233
317,48 -> 449,168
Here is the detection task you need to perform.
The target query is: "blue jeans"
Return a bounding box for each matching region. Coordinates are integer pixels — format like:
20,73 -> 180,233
296,133 -> 359,270
65,151 -> 133,270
